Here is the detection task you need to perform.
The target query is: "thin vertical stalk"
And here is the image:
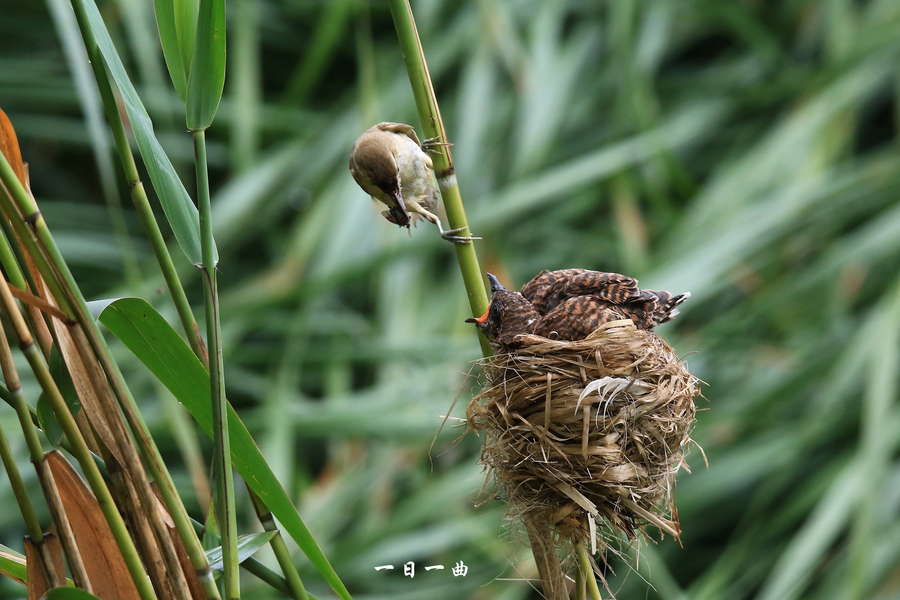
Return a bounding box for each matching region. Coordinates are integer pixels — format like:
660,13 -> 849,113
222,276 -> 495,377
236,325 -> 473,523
0,316 -> 76,591
0,324 -> 68,592
577,543 -> 602,600
194,129 -> 239,599
386,0 -> 491,357
0,404 -> 42,544
231,0 -> 260,173
249,488 -> 308,600
0,216 -> 52,358
33,455 -> 94,591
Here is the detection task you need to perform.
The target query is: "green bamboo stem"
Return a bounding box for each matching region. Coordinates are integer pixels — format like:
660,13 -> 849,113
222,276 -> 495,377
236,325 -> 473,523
248,488 -> 309,600
194,129 -> 239,599
0,166 -> 75,322
0,409 -> 42,542
0,215 -> 52,359
0,276 -> 157,600
387,0 -> 491,358
577,543 -> 602,600
0,218 -> 27,291
0,126 -> 222,599
71,0 -> 206,362
0,318 -> 44,544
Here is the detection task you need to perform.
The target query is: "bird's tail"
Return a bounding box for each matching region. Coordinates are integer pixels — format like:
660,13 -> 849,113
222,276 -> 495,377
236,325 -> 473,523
657,291 -> 691,324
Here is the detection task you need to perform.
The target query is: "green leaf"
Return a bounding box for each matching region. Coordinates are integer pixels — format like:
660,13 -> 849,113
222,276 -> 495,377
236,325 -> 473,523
206,531 -> 276,577
0,543 -> 27,586
152,0 -> 195,101
97,298 -> 352,600
186,0 -> 226,131
36,347 -> 81,447
40,588 -> 101,600
80,0 -> 216,266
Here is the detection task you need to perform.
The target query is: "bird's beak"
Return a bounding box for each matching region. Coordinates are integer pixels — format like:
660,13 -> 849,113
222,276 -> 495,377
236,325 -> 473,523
465,303 -> 491,324
487,273 -> 505,293
385,191 -> 410,227
392,189 -> 407,213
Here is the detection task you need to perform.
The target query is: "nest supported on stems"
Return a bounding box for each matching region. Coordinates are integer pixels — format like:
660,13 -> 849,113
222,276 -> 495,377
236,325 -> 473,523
467,318 -> 700,567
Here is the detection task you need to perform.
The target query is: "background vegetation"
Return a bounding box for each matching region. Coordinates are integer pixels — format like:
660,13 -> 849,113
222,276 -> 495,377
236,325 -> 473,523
2,0 -> 900,598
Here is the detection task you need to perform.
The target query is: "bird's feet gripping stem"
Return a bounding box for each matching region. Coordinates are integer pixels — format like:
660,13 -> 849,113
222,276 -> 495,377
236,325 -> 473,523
435,218 -> 481,244
422,134 -> 452,155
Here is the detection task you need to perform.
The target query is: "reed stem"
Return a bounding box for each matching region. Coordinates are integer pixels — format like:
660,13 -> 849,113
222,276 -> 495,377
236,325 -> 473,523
387,0 -> 491,357
194,129 -> 239,599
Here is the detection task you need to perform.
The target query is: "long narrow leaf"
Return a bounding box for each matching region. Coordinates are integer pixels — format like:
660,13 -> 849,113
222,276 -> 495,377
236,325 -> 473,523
152,0 -> 196,100
205,531 -> 276,575
80,0 -> 214,265
97,298 -> 352,600
185,0 -> 226,130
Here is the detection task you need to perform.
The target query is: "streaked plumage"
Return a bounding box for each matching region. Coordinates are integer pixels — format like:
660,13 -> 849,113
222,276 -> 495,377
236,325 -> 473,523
466,274 -> 541,352
522,268 -> 689,330
467,270 -> 690,351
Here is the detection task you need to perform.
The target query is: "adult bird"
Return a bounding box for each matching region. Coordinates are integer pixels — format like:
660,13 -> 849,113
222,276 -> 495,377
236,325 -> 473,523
349,122 -> 478,243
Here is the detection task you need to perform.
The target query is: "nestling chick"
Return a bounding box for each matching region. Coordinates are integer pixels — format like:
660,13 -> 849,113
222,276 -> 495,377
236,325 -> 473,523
521,268 -> 690,329
349,122 -> 478,243
467,269 -> 690,352
466,273 -> 541,353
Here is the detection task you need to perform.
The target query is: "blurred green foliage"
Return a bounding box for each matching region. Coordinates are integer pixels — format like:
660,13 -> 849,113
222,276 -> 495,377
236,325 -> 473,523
1,0 -> 900,599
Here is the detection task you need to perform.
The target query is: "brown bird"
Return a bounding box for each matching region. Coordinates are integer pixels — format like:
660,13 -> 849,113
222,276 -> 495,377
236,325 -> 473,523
466,274 -> 542,352
349,122 -> 478,243
521,268 -> 690,329
467,270 -> 690,351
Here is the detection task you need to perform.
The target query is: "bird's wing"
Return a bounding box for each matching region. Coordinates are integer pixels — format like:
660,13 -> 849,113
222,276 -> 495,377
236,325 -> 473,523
376,122 -> 422,147
522,269 -> 643,313
521,269 -> 585,313
533,296 -> 624,341
564,271 -> 643,303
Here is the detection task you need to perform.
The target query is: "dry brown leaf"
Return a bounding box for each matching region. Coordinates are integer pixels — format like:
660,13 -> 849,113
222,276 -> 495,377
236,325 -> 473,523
25,533 -> 66,600
46,450 -> 142,600
0,107 -> 26,187
151,484 -> 206,600
51,321 -> 126,468
0,108 -> 55,357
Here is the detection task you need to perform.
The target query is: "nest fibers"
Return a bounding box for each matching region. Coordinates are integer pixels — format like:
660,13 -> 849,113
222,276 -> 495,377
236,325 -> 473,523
467,319 -> 700,559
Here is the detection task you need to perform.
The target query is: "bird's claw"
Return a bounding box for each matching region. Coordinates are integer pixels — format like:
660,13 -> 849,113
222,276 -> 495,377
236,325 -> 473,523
422,134 -> 452,155
439,226 -> 481,244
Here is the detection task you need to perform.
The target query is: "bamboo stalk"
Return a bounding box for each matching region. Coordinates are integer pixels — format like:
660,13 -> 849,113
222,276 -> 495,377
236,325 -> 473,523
386,0 -> 491,357
0,214 -> 52,359
577,543 -> 602,600
249,488 -> 309,600
0,419 -> 41,541
194,129 -> 239,598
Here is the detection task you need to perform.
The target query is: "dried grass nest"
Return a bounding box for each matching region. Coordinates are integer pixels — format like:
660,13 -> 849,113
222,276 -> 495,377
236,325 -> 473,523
467,319 -> 700,553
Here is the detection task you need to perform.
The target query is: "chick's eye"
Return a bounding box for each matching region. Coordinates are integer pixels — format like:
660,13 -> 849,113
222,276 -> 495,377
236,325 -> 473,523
490,303 -> 502,319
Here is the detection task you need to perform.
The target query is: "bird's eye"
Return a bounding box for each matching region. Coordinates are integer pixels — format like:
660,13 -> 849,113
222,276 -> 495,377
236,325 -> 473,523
490,302 -> 502,319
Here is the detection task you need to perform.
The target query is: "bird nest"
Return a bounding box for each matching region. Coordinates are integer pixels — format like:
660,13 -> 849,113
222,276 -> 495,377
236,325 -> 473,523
467,319 -> 699,556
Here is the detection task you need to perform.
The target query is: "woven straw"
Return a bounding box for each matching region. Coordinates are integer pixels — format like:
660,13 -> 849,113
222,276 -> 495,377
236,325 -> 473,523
467,319 -> 699,558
